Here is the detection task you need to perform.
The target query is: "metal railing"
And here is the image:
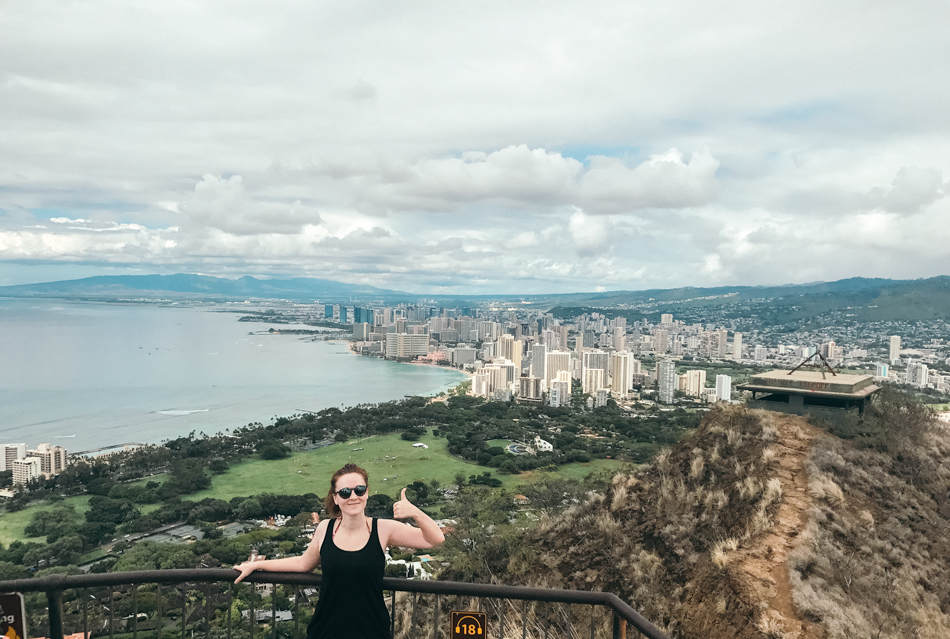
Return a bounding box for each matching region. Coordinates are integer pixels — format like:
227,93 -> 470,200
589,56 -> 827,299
1,569 -> 668,639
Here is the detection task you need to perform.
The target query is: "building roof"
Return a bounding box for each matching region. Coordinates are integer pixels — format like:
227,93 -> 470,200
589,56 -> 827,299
738,369 -> 880,399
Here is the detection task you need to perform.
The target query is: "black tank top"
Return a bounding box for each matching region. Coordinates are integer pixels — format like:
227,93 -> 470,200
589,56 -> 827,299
307,518 -> 391,639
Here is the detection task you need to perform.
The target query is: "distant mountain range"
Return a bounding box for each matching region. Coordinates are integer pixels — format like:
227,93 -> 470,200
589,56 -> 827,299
0,274 -> 411,301
550,276 -> 950,325
2,273 -> 949,324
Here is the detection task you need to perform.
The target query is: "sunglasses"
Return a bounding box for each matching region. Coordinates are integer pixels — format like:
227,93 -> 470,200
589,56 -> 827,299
335,485 -> 367,499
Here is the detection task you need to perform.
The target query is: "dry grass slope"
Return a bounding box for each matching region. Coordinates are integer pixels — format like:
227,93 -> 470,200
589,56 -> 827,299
505,398 -> 950,639
788,395 -> 950,639
513,405 -> 809,639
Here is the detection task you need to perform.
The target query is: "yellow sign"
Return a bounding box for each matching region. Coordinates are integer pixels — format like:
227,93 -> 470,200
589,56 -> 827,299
0,593 -> 26,639
451,611 -> 487,638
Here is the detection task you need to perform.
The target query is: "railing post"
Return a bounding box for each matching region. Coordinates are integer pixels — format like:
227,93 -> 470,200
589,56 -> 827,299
271,584 -> 277,639
390,590 -> 395,639
498,601 -> 504,639
47,588 -> 64,639
158,583 -> 163,639
82,588 -> 88,639
612,612 -> 624,639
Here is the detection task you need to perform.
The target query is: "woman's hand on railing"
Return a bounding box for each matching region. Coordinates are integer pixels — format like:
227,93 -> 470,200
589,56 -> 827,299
232,562 -> 258,583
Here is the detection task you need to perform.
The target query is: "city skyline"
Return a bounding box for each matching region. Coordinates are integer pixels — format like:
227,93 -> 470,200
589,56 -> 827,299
2,2 -> 949,293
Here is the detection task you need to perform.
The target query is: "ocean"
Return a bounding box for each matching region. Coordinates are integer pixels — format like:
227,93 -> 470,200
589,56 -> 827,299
0,298 -> 466,452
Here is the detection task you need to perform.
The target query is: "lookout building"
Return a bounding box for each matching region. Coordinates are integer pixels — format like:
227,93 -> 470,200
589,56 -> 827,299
739,368 -> 880,426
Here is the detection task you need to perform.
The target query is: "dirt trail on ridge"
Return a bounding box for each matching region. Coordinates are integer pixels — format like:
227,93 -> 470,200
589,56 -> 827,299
735,413 -> 821,638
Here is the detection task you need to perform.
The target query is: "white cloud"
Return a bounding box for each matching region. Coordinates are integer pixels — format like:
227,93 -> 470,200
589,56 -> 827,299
568,209 -> 612,257
579,148 -> 720,212
1,1 -> 950,292
866,166 -> 945,214
179,174 -> 321,236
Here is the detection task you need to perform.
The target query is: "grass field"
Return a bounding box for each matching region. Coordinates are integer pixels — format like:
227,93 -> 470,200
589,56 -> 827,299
0,495 -> 91,546
185,432 -> 624,502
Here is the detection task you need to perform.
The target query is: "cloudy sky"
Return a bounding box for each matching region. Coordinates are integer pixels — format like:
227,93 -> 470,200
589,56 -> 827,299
2,1 -> 949,294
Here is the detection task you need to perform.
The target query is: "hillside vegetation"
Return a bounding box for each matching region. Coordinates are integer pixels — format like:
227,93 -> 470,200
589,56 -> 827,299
499,396 -> 950,638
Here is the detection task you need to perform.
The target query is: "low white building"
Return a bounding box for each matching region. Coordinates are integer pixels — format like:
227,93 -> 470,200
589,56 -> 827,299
533,436 -> 553,452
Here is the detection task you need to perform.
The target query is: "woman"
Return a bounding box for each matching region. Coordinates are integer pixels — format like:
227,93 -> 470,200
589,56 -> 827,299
233,463 -> 445,639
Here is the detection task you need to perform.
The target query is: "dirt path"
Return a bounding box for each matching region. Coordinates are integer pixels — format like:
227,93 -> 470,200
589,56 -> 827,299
735,413 -> 821,638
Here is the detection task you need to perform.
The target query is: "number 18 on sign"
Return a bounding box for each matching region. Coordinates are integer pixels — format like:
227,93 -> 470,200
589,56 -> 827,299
451,611 -> 487,638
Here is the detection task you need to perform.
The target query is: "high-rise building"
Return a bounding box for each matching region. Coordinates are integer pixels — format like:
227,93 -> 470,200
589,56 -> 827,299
595,388 -> 609,407
717,329 -> 729,358
660,313 -> 674,326
493,359 -> 520,385
27,443 -> 68,477
715,374 -> 732,402
907,361 -> 929,388
499,335 -> 523,372
518,376 -> 543,400
889,336 -> 902,364
549,371 -> 572,408
12,457 -> 41,485
610,351 -> 635,398
657,359 -> 677,404
545,350 -> 572,386
653,329 -> 669,355
324,304 -> 334,320
1,444 -> 26,472
558,326 -> 569,352
612,327 -> 626,352
821,341 -> 837,359
581,350 -> 609,393
385,334 -> 429,359
452,346 -> 477,367
582,368 -> 605,394
754,345 -> 768,362
732,333 -> 743,361
684,369 -> 707,397
476,321 -> 501,342
472,370 -> 492,397
875,364 -> 889,378
353,323 -> 371,340
530,343 -> 548,380
476,364 -> 510,397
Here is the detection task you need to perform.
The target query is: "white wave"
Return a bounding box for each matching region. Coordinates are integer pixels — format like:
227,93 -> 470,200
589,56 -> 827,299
157,409 -> 210,416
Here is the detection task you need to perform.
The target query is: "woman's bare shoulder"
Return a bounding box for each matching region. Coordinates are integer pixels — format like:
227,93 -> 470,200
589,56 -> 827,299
310,518 -> 331,547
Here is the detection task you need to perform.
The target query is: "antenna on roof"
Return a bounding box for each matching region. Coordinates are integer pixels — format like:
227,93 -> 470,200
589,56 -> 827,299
788,351 -> 837,379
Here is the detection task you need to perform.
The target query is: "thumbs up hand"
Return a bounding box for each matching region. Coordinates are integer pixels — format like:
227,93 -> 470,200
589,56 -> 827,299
392,487 -> 422,520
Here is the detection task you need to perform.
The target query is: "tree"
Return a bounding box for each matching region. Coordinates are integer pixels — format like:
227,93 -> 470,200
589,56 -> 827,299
258,443 -> 290,460
23,534 -> 83,567
86,496 -> 140,525
24,503 -> 79,542
112,542 -> 197,571
236,498 -> 263,520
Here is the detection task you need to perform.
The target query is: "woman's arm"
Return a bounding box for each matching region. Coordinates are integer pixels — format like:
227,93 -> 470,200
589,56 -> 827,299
384,488 -> 445,549
233,518 -> 326,583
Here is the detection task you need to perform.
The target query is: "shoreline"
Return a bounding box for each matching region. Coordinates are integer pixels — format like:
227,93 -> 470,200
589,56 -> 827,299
344,340 -> 472,388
